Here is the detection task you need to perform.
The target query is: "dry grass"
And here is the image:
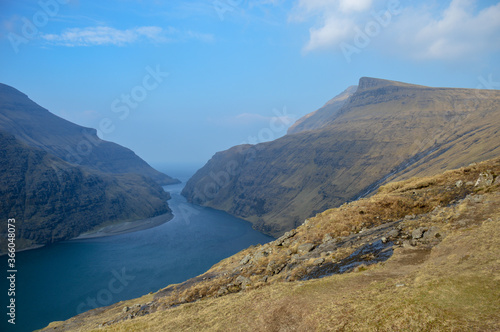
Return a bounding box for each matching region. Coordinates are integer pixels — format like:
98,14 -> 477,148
42,157 -> 500,331
93,212 -> 500,332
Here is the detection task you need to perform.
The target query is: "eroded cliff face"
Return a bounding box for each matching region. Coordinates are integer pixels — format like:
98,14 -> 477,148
0,83 -> 179,185
0,83 -> 177,253
0,130 -> 172,253
182,77 -> 500,237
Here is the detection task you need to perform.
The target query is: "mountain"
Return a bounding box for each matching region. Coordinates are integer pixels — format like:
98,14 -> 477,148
0,83 -> 177,253
182,77 -> 500,237
0,83 -> 179,185
287,85 -> 357,134
0,130 -> 172,253
42,156 -> 500,331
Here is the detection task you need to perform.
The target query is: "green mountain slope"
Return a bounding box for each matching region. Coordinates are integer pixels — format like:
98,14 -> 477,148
0,83 -> 179,185
0,130 -> 171,253
182,77 -> 500,237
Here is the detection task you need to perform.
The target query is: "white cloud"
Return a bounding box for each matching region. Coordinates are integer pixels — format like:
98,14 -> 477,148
41,26 -> 214,47
291,0 -> 379,52
338,0 -> 373,13
293,0 -> 500,61
390,0 -> 500,60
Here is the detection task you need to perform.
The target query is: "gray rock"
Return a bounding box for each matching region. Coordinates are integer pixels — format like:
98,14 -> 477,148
455,180 -> 463,188
388,229 -> 400,238
412,227 -> 427,239
275,229 -> 298,246
475,171 -> 494,187
217,286 -> 228,296
297,243 -> 315,254
122,306 -> 129,313
467,194 -> 484,204
402,240 -> 413,249
239,254 -> 252,265
252,249 -> 270,262
322,233 -> 333,243
421,226 -> 441,242
235,276 -> 252,289
312,258 -> 325,265
266,260 -> 286,275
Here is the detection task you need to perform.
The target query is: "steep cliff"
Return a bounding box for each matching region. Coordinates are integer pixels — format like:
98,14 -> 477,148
0,130 -> 171,253
182,78 -> 500,237
0,83 -> 179,185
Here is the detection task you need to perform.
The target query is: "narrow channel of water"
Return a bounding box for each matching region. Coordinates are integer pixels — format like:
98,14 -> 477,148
1,168 -> 273,331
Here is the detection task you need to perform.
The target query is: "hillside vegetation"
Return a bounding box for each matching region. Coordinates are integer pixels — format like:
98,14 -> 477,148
43,156 -> 500,331
182,77 -> 500,237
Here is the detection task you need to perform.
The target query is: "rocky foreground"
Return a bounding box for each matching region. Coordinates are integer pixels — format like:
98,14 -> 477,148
43,156 -> 500,331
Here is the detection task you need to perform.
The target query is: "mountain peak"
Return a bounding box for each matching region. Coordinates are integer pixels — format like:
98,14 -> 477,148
357,77 -> 424,91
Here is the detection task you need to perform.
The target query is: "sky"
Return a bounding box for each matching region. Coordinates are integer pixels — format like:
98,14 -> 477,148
1,0 -> 499,171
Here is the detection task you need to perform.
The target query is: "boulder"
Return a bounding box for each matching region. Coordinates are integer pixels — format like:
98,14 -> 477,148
253,248 -> 272,262
475,171 -> 494,187
275,229 -> 298,246
412,227 -> 427,239
239,255 -> 252,265
312,258 -> 325,266
235,276 -> 252,288
421,226 -> 441,242
297,243 -> 315,254
387,229 -> 400,238
266,260 -> 286,275
322,233 -> 333,243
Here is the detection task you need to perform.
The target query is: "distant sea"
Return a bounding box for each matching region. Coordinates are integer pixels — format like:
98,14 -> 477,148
0,166 -> 273,332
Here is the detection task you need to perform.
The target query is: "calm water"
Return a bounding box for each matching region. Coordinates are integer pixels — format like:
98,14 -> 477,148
1,168 -> 273,331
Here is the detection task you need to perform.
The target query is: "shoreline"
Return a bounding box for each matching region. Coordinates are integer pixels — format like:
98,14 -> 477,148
0,212 -> 174,256
71,212 -> 174,240
1,185 -> 180,254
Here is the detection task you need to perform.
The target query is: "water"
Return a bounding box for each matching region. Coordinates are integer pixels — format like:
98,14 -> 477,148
0,168 -> 273,331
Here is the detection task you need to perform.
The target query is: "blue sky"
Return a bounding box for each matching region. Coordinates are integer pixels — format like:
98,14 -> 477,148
1,0 -> 499,169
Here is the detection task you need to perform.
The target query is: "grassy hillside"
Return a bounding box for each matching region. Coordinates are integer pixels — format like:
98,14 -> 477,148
0,130 -> 172,253
42,156 -> 500,331
182,77 -> 500,237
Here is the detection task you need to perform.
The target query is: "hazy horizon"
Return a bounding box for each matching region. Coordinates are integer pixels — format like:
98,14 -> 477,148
1,0 -> 499,166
